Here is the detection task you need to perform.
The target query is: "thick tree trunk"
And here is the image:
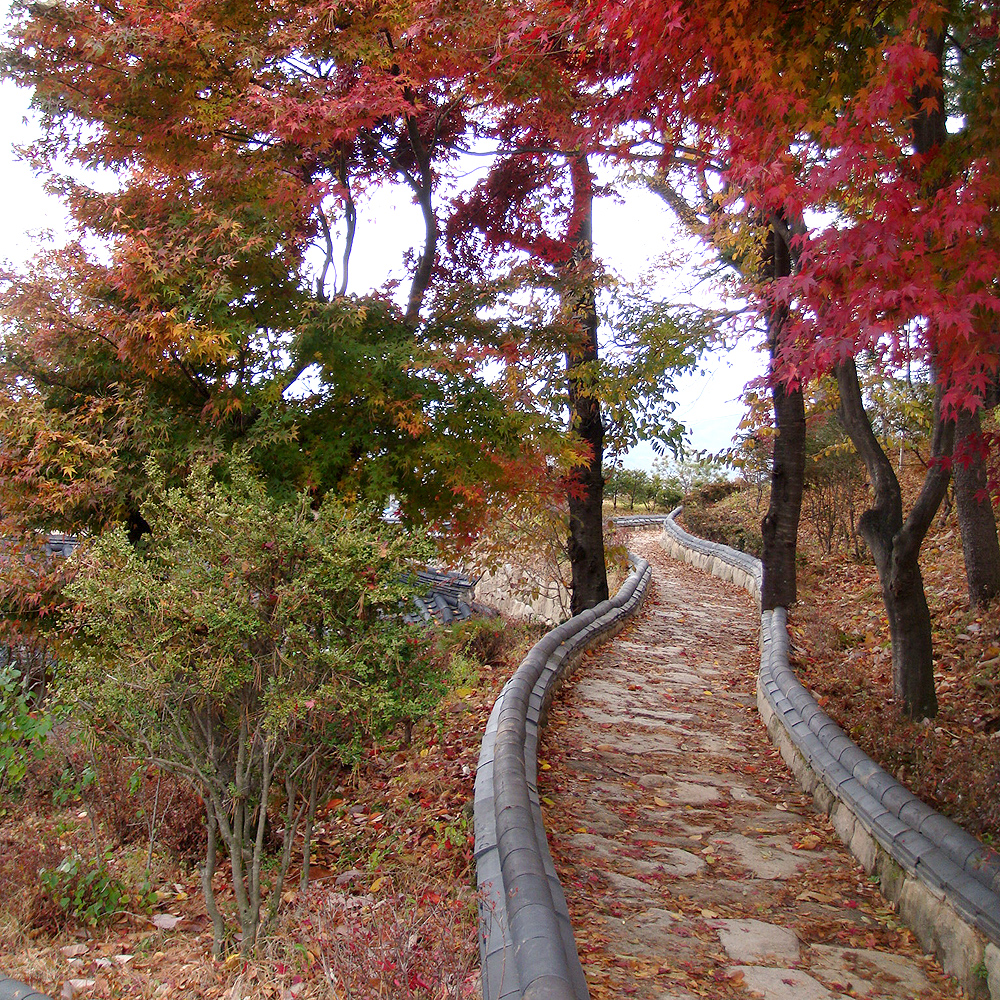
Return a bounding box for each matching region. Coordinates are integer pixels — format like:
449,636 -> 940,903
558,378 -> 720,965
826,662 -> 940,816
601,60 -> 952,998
835,358 -> 953,718
761,377 -> 805,609
760,224 -> 806,611
564,154 -> 608,615
953,406 -> 1000,606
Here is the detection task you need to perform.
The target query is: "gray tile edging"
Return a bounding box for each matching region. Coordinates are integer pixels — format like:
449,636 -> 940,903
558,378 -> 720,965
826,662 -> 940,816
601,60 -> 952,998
0,977 -> 52,1000
661,507 -> 1000,999
475,554 -> 653,1000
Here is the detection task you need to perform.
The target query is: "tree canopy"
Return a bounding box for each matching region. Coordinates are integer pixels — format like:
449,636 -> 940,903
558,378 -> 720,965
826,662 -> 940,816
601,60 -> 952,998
2,0 -> 999,710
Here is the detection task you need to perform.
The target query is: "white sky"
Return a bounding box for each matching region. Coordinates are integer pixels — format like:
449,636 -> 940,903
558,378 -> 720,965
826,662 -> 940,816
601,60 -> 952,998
0,78 -> 762,469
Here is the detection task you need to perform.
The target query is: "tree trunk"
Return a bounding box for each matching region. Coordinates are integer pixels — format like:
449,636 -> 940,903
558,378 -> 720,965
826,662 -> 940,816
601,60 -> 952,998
835,358 -> 953,718
824,15 -> 955,718
564,154 -> 608,615
761,377 -> 805,609
760,223 -> 806,611
954,406 -> 1000,606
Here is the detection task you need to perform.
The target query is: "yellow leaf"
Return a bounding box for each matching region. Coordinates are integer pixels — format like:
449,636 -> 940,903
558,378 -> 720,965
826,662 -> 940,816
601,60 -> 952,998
653,796 -> 671,808
370,877 -> 385,893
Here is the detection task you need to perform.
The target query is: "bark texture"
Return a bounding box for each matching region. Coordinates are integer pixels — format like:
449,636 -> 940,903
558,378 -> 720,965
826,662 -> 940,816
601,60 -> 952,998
836,358 -> 952,718
564,155 -> 609,614
953,406 -> 1000,606
760,223 -> 806,612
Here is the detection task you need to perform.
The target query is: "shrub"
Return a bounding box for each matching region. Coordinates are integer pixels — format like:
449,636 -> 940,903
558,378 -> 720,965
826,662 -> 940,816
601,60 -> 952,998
64,454 -> 440,956
0,826 -> 64,936
39,850 -> 127,928
0,660 -> 62,800
314,884 -> 478,999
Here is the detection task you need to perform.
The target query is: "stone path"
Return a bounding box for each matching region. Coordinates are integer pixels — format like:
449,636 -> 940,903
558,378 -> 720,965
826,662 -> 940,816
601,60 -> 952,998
538,533 -> 965,1000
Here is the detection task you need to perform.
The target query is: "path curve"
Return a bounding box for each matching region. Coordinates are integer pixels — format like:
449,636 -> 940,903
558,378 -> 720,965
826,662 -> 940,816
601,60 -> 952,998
539,532 -> 964,1000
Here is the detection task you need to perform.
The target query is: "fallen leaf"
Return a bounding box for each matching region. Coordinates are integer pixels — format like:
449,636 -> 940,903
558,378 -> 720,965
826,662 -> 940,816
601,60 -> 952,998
61,980 -> 96,1000
151,913 -> 183,930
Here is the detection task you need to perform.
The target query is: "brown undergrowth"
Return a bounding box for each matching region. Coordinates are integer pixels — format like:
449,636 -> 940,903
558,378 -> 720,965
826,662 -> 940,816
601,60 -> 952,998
0,617 -> 544,999
678,474 -> 1000,845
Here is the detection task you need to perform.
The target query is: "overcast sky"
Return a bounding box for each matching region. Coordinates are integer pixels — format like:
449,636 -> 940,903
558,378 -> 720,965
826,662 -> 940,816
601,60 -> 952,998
0,78 -> 762,468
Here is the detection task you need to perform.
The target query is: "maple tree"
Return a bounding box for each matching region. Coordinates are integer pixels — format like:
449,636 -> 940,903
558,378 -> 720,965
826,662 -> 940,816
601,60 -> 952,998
0,0 -> 706,626
649,172 -> 807,610
0,0 -> 578,558
585,0 -> 1000,716
440,10 -> 705,612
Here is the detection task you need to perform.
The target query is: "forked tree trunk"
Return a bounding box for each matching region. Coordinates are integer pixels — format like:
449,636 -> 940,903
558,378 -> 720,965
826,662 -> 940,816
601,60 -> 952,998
828,16 -> 957,718
953,406 -> 1000,606
564,154 -> 609,615
835,358 -> 953,718
760,224 -> 806,611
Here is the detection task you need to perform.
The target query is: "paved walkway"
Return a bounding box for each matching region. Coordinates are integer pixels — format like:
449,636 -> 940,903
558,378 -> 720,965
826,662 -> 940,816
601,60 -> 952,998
539,532 -> 964,1000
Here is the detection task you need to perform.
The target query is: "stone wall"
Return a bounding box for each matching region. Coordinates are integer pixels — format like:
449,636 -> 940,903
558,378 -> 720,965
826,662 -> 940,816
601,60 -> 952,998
473,564 -> 571,626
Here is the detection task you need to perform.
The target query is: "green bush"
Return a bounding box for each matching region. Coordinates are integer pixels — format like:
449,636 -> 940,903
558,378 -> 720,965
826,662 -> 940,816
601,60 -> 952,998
64,454 -> 439,956
39,850 -> 127,927
0,661 -> 61,799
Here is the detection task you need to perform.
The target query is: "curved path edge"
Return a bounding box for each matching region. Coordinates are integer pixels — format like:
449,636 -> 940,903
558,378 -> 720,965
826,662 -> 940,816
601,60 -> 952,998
658,508 -> 1000,998
0,976 -> 52,1000
474,554 -> 653,1000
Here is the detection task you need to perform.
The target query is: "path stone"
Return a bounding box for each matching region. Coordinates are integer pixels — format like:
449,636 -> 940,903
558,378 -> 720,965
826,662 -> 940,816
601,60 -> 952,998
539,531 -> 965,1000
716,919 -> 800,963
807,943 -> 942,995
731,966 -> 838,1000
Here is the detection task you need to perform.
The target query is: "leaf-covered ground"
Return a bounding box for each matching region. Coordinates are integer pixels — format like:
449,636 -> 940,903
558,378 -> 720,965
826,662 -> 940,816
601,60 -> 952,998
678,477 -> 1000,845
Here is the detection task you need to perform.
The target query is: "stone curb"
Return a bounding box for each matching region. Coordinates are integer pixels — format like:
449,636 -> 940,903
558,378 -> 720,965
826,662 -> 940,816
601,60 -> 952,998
0,977 -> 52,1000
475,555 -> 653,1000
608,514 -> 673,528
661,509 -> 1000,999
